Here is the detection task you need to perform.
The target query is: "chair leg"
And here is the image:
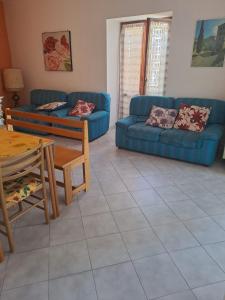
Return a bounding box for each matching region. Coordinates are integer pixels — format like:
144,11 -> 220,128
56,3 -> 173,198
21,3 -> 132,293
0,241 -> 4,263
1,206 -> 14,252
63,167 -> 73,205
83,159 -> 90,192
42,186 -> 49,224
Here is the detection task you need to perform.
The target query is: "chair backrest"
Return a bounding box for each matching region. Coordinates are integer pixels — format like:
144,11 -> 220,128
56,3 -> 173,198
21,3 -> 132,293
5,108 -> 89,156
67,92 -> 111,112
31,89 -> 67,106
0,142 -> 43,184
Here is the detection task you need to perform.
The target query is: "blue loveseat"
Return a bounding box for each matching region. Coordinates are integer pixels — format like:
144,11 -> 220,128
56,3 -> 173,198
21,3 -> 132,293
15,89 -> 111,141
116,96 -> 225,166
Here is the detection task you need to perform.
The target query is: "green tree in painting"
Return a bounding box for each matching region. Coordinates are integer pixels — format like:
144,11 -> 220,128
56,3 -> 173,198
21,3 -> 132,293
196,20 -> 204,53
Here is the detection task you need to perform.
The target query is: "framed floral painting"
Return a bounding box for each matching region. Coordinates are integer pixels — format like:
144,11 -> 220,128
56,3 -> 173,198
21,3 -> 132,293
42,31 -> 73,71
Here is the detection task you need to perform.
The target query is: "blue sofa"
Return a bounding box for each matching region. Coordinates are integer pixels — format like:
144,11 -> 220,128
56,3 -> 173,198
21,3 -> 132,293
15,89 -> 111,141
116,96 -> 225,166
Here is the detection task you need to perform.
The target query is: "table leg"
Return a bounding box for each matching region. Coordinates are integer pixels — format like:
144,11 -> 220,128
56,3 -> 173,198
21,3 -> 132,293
45,146 -> 59,218
49,145 -> 60,216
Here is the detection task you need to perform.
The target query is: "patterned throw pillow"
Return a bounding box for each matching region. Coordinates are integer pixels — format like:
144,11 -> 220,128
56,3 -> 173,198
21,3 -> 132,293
146,105 -> 178,129
36,101 -> 67,111
174,104 -> 211,132
68,100 -> 96,117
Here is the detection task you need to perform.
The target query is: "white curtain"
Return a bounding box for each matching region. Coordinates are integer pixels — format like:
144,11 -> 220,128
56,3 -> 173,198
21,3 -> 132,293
145,20 -> 170,96
119,22 -> 144,118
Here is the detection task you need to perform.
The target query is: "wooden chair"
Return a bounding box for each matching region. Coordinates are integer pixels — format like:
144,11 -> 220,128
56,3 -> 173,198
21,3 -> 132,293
5,109 -> 90,205
0,142 -> 49,252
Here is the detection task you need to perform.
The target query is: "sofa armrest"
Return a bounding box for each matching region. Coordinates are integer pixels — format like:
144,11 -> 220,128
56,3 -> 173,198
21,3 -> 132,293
116,115 -> 137,130
50,108 -> 70,118
82,110 -> 108,122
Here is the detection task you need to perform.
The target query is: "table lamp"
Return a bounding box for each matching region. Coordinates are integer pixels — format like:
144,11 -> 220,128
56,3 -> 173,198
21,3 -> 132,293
3,68 -> 24,107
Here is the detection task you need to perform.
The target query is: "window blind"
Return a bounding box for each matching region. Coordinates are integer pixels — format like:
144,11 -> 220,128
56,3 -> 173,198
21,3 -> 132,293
119,22 -> 145,118
145,20 -> 170,96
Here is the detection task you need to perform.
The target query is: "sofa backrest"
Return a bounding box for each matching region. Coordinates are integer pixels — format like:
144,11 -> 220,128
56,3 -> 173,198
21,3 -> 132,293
175,98 -> 225,125
31,89 -> 67,106
68,92 -> 110,112
130,96 -> 175,116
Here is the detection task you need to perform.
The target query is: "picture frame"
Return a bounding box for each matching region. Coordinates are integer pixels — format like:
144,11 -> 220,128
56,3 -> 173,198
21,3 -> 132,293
191,18 -> 225,67
42,30 -> 73,71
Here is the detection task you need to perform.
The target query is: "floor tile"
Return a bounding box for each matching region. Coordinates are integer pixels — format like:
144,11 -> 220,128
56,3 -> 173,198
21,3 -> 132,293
204,242 -> 225,272
171,247 -> 225,288
122,177 -> 150,192
131,189 -> 164,207
58,200 -> 81,220
178,183 -> 207,198
193,281 -> 225,300
156,185 -> 189,202
116,166 -> 141,179
79,195 -> 110,216
156,290 -> 196,300
122,228 -> 165,260
106,192 -> 137,211
50,217 -> 85,246
184,217 -> 225,244
153,222 -> 199,251
100,179 -> 127,195
49,240 -> 91,279
83,212 -> 118,238
93,262 -> 147,300
3,248 -> 49,290
134,253 -> 188,299
87,233 -> 129,269
113,208 -> 149,232
167,200 -> 207,221
144,174 -> 174,187
142,204 -> 179,226
13,225 -> 49,253
213,214 -> 225,229
1,282 -> 48,300
191,194 -> 225,216
14,207 -> 47,228
49,271 -> 97,300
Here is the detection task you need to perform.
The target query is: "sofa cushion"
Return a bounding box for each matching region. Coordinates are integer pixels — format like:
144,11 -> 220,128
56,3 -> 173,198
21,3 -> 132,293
68,92 -> 110,112
36,101 -> 67,111
130,96 -> 175,116
146,105 -> 178,129
68,100 -> 95,116
127,123 -> 164,142
160,124 -> 224,149
174,104 -> 211,132
175,98 -> 225,125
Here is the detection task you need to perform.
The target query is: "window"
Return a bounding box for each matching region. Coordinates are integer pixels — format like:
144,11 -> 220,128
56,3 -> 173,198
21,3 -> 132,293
119,18 -> 171,118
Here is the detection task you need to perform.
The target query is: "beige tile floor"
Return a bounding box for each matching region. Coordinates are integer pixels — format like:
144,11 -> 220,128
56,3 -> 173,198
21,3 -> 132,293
1,128 -> 225,299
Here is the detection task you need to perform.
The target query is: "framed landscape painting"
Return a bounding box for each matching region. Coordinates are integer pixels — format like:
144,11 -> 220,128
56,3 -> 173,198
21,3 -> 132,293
191,18 -> 225,67
42,31 -> 73,71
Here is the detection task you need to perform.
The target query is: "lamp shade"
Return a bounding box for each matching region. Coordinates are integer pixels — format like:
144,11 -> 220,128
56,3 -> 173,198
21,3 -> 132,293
3,68 -> 24,91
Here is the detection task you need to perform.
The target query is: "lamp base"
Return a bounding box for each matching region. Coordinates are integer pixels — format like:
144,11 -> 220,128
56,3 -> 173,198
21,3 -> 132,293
12,92 -> 20,107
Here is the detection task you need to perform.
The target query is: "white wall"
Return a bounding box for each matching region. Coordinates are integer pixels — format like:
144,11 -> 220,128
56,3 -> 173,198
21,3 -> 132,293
107,19 -> 120,126
3,0 -> 225,114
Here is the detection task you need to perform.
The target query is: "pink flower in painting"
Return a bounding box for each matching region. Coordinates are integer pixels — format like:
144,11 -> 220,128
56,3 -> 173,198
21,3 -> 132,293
55,43 -> 69,59
45,54 -> 61,70
61,35 -> 69,50
43,36 -> 58,53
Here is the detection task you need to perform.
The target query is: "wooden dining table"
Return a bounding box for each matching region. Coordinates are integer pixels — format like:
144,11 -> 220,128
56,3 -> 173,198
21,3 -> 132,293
0,127 -> 59,218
